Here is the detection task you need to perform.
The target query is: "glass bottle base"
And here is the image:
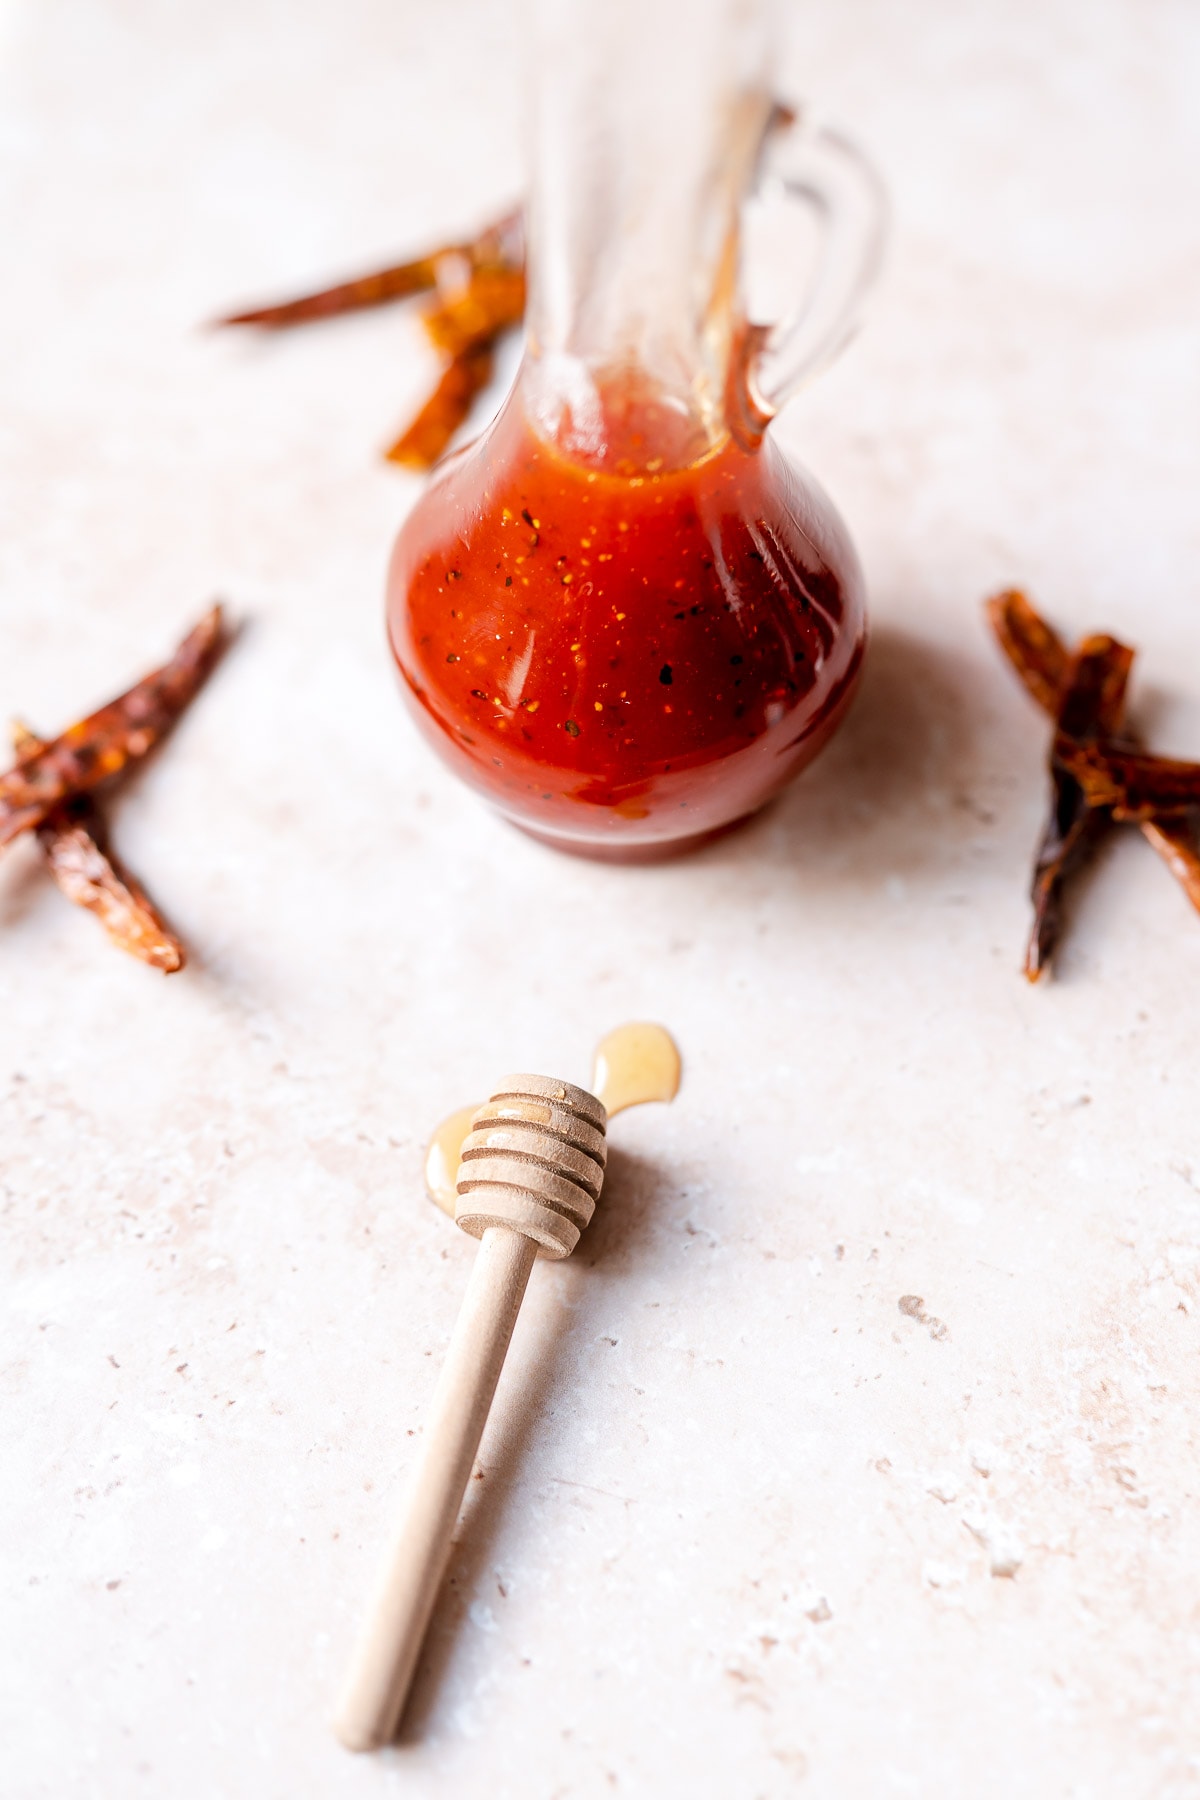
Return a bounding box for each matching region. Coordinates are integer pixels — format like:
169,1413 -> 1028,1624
508,811 -> 754,864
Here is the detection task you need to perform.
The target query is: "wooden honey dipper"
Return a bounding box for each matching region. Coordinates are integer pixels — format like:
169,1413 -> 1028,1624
334,1072 -> 608,1752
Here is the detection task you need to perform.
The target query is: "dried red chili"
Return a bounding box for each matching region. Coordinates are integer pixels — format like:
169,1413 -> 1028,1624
218,253 -> 444,328
985,589 -> 1068,713
0,606 -> 223,847
215,212 -> 521,331
1026,634 -> 1132,980
381,260 -> 526,466
217,215 -> 526,469
384,344 -> 496,469
420,263 -> 526,360
11,719 -> 183,969
987,590 -> 1200,978
1054,739 -> 1200,821
2,609 -> 225,972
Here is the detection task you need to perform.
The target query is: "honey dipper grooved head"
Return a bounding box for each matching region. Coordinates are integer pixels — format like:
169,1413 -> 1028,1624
455,1074 -> 608,1259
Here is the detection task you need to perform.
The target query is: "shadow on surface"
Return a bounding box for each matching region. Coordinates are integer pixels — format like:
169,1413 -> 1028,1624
0,838 -> 49,930
721,621 -> 997,881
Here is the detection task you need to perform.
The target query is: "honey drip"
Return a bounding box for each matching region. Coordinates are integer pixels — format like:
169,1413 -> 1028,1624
423,1105 -> 479,1219
590,1021 -> 682,1118
422,1021 -> 681,1216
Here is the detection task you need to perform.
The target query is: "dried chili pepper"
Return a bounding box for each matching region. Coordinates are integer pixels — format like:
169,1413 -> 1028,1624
420,263 -> 526,359
1141,817 -> 1200,912
38,804 -> 185,972
1025,635 -> 1132,980
2,608 -> 225,973
1054,740 -> 1200,821
216,215 -> 526,469
384,343 -> 496,469
218,253 -> 445,328
216,212 -> 522,331
380,261 -> 526,466
13,720 -> 184,972
12,720 -> 185,972
985,589 -> 1068,713
0,606 -> 224,847
986,589 -> 1200,978
987,591 -> 1200,911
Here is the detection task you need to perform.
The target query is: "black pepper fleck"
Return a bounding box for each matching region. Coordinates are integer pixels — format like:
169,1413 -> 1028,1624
659,664 -> 673,685
564,719 -> 580,737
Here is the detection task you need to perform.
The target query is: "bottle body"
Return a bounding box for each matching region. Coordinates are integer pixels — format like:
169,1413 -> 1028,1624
386,0 -> 882,857
387,380 -> 865,857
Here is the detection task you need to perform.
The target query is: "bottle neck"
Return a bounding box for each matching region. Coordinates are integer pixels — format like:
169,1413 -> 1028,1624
522,0 -> 775,471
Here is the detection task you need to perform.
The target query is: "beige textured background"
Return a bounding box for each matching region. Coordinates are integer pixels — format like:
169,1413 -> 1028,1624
3,2 -> 1200,1795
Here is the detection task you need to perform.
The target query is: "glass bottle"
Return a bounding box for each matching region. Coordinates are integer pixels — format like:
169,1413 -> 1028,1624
386,0 -> 885,859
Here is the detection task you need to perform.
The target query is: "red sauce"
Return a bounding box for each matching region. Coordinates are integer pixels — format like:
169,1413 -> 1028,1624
387,386 -> 866,857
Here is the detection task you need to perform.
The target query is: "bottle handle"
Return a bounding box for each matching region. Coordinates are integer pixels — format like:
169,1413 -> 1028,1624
734,109 -> 888,439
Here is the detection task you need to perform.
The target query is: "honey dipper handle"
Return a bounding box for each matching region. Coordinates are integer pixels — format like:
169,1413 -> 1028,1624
334,1226 -> 537,1751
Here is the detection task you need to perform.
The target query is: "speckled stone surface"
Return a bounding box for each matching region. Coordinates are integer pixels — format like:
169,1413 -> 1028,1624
3,2 -> 1200,1795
